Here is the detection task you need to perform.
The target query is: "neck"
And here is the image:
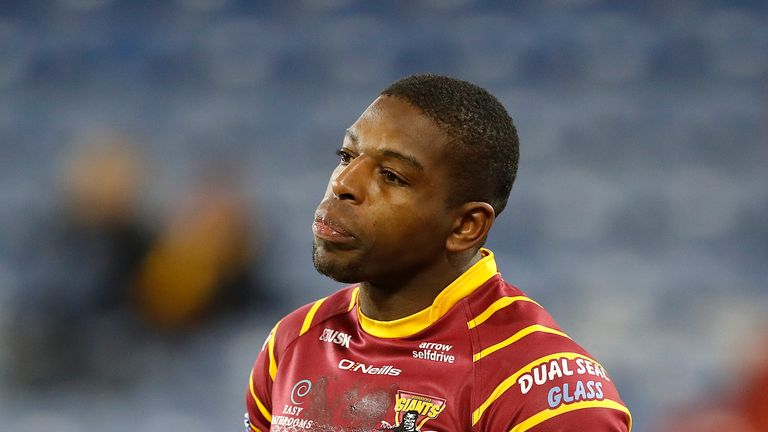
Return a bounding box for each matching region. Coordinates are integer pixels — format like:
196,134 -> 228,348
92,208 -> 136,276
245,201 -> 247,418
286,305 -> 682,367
358,251 -> 482,321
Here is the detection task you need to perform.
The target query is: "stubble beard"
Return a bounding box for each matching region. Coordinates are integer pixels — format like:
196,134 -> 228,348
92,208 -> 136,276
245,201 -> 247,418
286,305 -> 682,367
312,241 -> 364,284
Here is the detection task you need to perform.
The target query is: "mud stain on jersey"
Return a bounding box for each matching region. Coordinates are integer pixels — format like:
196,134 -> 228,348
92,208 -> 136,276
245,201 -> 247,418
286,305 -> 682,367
303,376 -> 332,426
342,384 -> 396,428
291,375 -> 397,431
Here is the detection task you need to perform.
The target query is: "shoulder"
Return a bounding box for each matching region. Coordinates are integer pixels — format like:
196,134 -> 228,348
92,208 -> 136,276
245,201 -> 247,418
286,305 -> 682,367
467,277 -> 631,431
466,275 -> 565,355
467,276 -> 585,387
270,285 -> 359,352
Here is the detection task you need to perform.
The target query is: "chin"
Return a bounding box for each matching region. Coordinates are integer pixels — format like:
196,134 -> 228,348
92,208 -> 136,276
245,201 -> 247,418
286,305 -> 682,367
312,243 -> 364,283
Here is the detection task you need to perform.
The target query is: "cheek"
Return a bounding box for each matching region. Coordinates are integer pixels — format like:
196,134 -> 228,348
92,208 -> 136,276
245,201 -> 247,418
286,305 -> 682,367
377,205 -> 444,245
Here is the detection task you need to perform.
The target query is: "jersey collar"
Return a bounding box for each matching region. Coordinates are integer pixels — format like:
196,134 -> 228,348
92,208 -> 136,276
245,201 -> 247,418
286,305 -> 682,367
357,248 -> 498,338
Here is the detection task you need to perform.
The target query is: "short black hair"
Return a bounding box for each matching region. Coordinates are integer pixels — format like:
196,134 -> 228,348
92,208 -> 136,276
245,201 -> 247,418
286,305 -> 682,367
381,74 -> 519,216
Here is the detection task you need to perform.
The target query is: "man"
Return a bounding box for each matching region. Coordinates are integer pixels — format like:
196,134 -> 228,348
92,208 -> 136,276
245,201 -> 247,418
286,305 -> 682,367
245,74 -> 631,431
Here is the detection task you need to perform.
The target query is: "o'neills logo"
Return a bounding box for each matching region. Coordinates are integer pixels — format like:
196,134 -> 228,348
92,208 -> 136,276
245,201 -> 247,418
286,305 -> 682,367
382,390 -> 446,431
338,359 -> 401,376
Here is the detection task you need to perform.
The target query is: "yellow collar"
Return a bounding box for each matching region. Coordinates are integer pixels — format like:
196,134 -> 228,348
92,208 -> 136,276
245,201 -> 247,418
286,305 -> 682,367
358,248 -> 498,338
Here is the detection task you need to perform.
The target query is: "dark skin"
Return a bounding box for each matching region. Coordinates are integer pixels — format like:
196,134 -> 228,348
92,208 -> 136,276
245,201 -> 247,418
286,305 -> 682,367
312,95 -> 495,321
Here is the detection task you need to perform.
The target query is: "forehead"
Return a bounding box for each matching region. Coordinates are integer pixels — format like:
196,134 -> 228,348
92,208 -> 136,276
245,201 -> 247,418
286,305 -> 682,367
348,96 -> 450,159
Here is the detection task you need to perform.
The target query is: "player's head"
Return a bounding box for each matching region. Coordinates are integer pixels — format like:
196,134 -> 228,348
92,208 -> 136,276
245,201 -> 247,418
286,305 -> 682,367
313,74 -> 519,285
380,75 -> 519,216
402,410 -> 419,430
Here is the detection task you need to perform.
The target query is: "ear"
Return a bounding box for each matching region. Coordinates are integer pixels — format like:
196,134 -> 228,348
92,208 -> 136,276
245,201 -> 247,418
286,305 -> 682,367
445,202 -> 495,253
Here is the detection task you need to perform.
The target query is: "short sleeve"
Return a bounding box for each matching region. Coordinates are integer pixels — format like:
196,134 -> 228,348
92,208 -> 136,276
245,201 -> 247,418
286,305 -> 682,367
245,324 -> 278,432
476,354 -> 631,431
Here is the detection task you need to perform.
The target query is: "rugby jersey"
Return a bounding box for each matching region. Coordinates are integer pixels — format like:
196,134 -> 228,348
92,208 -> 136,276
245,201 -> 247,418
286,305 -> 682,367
245,249 -> 631,431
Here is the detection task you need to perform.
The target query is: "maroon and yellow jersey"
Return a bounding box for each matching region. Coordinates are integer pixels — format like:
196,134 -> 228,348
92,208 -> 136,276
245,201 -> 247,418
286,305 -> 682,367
245,249 -> 631,431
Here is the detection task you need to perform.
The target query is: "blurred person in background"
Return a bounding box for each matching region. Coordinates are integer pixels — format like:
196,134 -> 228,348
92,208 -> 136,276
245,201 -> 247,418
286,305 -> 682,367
133,165 -> 263,333
5,131 -> 267,392
6,131 -> 153,387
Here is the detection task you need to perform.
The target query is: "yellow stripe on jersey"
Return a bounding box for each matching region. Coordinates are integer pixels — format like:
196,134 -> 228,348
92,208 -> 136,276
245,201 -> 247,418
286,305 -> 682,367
472,352 -> 603,425
268,321 -> 280,380
348,287 -> 360,312
249,369 -> 272,423
358,249 -> 497,339
300,297 -> 327,336
429,248 -> 497,323
467,296 -> 542,329
249,423 -> 263,432
473,324 -> 570,362
416,416 -> 431,430
509,398 -> 632,432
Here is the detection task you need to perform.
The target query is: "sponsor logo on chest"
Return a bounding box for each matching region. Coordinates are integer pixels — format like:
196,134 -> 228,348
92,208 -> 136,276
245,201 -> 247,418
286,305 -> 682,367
273,379 -> 315,429
338,358 -> 402,376
319,328 -> 352,348
412,341 -> 455,364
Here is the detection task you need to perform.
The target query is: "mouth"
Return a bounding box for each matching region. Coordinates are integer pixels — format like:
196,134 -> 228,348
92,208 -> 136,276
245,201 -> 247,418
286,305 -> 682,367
312,213 -> 356,243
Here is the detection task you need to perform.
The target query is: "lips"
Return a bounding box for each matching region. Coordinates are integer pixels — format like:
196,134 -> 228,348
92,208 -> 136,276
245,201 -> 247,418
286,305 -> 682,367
313,211 -> 356,242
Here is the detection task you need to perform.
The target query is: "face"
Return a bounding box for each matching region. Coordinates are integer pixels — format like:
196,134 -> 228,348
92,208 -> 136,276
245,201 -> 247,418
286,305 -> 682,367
312,95 -> 457,286
402,412 -> 418,430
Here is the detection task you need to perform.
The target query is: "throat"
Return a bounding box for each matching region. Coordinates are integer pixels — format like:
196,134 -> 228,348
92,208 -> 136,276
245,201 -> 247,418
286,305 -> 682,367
360,270 -> 462,321
357,256 -> 477,321
358,283 -> 437,322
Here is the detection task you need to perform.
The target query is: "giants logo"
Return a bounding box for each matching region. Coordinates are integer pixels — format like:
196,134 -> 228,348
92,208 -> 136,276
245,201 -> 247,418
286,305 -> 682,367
337,359 -> 401,376
381,390 -> 447,431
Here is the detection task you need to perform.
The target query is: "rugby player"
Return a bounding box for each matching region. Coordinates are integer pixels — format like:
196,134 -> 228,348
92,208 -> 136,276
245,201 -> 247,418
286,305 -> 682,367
245,74 -> 631,431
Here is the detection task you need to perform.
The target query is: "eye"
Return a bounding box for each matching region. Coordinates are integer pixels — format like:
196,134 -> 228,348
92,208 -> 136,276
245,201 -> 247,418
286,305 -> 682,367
336,149 -> 352,165
381,169 -> 406,186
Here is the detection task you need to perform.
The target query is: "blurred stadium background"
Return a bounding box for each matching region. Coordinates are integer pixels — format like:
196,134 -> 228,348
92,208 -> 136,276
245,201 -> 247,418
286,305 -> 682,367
0,1 -> 766,431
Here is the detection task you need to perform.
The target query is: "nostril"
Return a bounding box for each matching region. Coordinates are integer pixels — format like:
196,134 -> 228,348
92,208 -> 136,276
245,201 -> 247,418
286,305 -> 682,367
337,192 -> 355,201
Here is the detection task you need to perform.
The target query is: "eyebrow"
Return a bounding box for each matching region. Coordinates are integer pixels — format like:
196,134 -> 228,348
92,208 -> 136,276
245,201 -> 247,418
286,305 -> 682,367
344,129 -> 424,172
345,129 -> 358,143
380,149 -> 424,172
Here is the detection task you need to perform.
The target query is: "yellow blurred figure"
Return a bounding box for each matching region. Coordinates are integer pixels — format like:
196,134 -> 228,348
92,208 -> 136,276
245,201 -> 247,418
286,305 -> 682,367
134,173 -> 255,331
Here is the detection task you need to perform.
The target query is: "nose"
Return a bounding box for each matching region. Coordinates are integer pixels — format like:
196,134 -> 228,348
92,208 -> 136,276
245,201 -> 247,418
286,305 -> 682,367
330,157 -> 367,203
